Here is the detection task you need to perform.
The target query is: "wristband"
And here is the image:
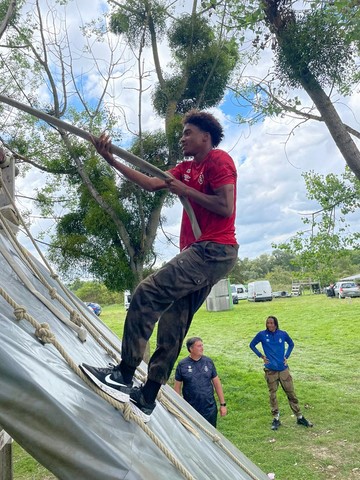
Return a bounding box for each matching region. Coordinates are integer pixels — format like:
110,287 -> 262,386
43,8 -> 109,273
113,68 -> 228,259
220,403 -> 226,407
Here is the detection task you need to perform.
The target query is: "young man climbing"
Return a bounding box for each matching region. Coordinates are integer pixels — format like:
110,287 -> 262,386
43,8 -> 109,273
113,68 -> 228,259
80,110 -> 238,422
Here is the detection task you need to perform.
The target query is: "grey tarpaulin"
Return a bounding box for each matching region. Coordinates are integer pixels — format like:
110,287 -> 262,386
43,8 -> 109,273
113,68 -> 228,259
0,232 -> 269,480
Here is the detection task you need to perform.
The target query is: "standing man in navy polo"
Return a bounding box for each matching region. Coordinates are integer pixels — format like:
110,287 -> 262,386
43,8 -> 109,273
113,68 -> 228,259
174,337 -> 227,427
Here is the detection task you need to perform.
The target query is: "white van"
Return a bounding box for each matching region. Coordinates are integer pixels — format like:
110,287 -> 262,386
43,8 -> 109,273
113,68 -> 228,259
230,284 -> 248,303
124,290 -> 131,310
247,280 -> 272,302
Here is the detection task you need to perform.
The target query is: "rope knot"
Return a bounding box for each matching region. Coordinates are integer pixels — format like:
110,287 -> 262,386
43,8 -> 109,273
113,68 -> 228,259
49,287 -> 57,299
70,310 -> 82,326
35,322 -> 55,344
212,434 -> 221,443
14,306 -> 26,320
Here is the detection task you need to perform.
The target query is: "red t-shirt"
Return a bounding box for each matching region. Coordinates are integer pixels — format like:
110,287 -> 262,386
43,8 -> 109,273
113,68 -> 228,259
169,149 -> 237,251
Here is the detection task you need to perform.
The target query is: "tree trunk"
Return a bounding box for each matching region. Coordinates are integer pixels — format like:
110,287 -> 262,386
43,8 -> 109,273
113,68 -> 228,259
262,0 -> 360,180
300,76 -> 360,180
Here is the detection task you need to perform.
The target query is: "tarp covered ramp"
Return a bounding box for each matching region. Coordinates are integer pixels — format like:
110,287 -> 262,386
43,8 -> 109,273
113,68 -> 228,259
0,232 -> 268,480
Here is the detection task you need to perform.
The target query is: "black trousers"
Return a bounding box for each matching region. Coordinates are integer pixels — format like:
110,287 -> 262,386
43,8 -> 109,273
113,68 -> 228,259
121,241 -> 238,384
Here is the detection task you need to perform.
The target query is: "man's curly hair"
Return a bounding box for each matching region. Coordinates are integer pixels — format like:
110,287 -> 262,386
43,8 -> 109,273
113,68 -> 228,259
182,110 -> 224,147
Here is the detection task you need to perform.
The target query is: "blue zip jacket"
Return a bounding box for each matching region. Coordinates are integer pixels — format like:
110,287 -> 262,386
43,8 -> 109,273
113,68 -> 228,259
249,329 -> 294,371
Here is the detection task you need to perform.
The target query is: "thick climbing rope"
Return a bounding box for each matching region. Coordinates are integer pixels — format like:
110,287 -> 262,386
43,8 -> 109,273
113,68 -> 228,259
0,213 -> 263,480
0,285 -> 196,480
0,216 -> 87,341
0,94 -> 201,240
159,389 -> 264,480
0,177 -> 123,360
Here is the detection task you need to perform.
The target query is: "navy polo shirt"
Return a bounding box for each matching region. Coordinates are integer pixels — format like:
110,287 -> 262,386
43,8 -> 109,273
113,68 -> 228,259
175,355 -> 217,418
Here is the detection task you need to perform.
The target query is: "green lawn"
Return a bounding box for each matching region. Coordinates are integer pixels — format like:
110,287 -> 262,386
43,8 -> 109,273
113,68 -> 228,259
12,294 -> 360,479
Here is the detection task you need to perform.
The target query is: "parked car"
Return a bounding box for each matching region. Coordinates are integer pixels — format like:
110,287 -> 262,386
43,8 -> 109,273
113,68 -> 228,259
85,302 -> 102,316
230,284 -> 247,304
272,290 -> 292,298
333,281 -> 360,299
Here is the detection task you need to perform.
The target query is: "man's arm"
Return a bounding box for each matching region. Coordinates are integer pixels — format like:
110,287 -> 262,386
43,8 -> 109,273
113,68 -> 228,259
92,133 -> 234,216
165,179 -> 234,217
249,334 -> 263,358
91,133 -> 167,192
174,380 -> 183,395
284,332 -> 294,359
212,376 -> 227,417
249,334 -> 268,363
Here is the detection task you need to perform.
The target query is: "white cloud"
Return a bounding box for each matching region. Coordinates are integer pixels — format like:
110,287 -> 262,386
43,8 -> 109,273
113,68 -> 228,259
228,107 -> 360,258
7,0 -> 360,269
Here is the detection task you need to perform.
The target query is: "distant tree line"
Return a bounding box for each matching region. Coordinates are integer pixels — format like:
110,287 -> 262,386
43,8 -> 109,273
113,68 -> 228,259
229,248 -> 360,291
70,247 -> 360,303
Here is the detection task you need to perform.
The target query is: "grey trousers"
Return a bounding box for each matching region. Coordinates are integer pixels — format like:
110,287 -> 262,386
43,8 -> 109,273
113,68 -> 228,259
121,241 -> 238,384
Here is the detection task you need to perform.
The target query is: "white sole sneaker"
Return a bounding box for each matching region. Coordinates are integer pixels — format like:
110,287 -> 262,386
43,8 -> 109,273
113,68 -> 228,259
129,401 -> 153,423
80,365 -> 130,403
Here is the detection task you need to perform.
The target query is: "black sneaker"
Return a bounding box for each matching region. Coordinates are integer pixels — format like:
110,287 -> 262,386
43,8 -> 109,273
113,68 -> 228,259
80,363 -> 132,403
297,416 -> 313,427
271,418 -> 281,430
129,387 -> 156,423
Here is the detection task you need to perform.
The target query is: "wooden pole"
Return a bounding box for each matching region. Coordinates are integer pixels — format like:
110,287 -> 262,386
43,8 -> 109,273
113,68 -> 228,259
0,94 -> 201,239
0,148 -> 19,229
0,429 -> 13,480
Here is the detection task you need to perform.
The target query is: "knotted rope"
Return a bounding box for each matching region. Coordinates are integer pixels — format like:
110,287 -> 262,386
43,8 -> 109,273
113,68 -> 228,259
0,117 -> 263,479
0,285 -> 196,480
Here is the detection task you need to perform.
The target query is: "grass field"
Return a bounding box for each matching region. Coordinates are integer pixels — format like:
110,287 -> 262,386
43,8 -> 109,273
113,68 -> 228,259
12,294 -> 360,479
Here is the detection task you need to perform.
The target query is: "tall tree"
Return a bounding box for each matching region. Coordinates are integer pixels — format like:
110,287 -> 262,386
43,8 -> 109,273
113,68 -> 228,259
213,0 -> 360,275
262,0 -> 360,178
274,167 -> 360,284
0,0 -> 239,291
226,0 -> 360,178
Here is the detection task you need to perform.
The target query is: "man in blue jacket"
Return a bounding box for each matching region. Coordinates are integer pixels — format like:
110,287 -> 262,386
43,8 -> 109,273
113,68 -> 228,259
249,315 -> 313,430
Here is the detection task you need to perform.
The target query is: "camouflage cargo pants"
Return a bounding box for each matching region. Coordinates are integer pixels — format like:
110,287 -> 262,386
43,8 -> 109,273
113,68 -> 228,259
264,368 -> 301,417
121,241 -> 238,384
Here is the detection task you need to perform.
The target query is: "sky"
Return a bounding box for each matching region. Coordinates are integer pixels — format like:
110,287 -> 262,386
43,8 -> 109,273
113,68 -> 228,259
7,0 -> 360,269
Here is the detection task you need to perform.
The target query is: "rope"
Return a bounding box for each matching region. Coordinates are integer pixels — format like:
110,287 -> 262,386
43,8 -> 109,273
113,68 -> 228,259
0,211 -> 86,341
160,390 -> 264,480
1,154 -> 262,479
0,179 -> 123,359
0,216 -> 262,480
0,176 -> 125,364
0,285 -> 196,480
